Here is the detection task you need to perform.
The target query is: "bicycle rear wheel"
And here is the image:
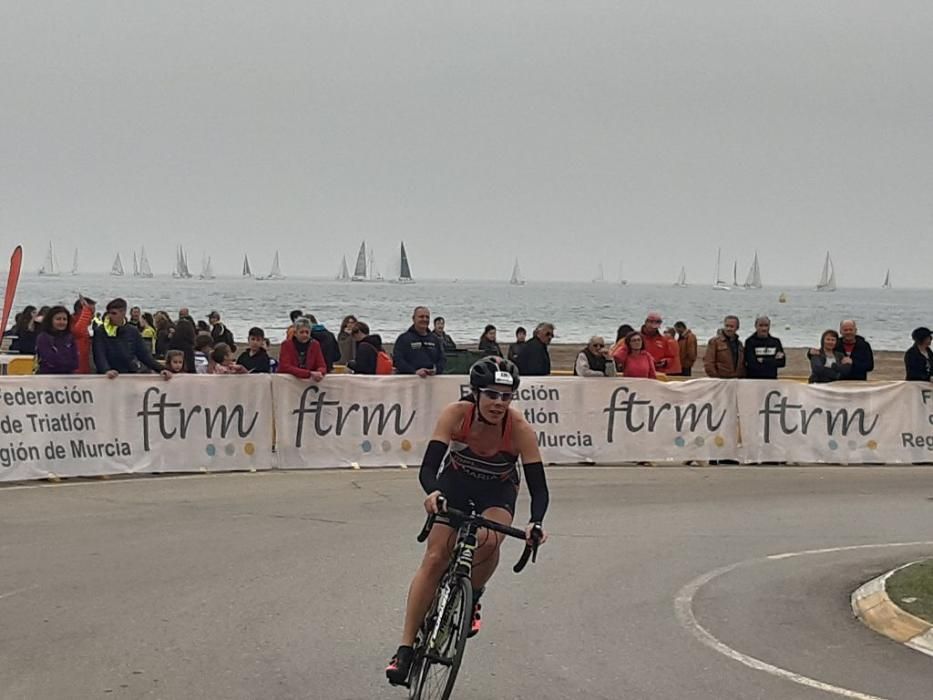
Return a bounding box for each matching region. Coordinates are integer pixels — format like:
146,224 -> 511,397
410,575 -> 472,700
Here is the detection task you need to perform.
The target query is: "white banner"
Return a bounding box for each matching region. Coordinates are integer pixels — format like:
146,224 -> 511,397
736,380 -> 933,464
0,375 -> 274,482
271,375 -> 739,467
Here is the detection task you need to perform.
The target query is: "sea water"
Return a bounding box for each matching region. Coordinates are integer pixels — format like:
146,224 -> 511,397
18,274 -> 927,350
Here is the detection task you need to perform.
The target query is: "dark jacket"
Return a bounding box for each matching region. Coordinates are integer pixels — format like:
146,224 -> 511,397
839,335 -> 874,380
744,334 -> 786,379
516,337 -> 551,376
904,345 -> 933,381
348,334 -> 384,375
237,348 -> 272,373
478,338 -> 503,357
93,322 -> 162,374
10,328 -> 37,355
393,327 -> 445,374
311,324 -> 341,371
210,322 -> 236,353
36,332 -> 79,374
507,341 -> 525,364
434,331 -> 457,352
808,350 -> 852,383
168,319 -> 197,374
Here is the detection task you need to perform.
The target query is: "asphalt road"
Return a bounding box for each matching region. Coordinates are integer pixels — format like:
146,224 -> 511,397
1,467 -> 932,700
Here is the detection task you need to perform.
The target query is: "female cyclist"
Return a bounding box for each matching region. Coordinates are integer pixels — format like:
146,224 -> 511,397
386,356 -> 550,684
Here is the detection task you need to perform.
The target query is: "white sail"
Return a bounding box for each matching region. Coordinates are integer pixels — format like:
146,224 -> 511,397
138,247 -> 153,277
70,248 -> 78,276
38,242 -> 61,276
267,251 -> 284,279
816,251 -> 836,292
242,254 -> 252,278
337,255 -> 350,281
199,255 -> 215,280
367,249 -> 384,281
132,251 -> 139,276
674,266 -> 687,287
712,248 -> 730,290
351,242 -> 368,281
111,253 -> 125,277
882,269 -> 891,289
510,259 -> 525,286
618,261 -> 628,286
592,263 -> 606,284
743,252 -> 762,289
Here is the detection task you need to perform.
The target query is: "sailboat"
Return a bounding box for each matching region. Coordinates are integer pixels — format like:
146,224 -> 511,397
70,249 -> 78,276
38,242 -> 61,276
732,260 -> 739,288
712,249 -> 730,290
509,259 -> 526,286
618,262 -> 628,286
132,251 -> 140,277
743,252 -> 762,289
674,266 -> 687,287
336,255 -> 350,282
111,253 -> 125,277
172,245 -> 193,278
257,251 -> 285,281
199,255 -> 215,280
394,242 -> 414,284
882,269 -> 892,289
138,247 -> 154,278
816,251 -> 837,292
592,263 -> 607,284
351,242 -> 369,282
242,254 -> 252,278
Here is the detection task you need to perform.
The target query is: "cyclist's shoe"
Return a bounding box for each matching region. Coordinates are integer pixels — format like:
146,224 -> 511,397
385,645 -> 414,686
468,602 -> 482,638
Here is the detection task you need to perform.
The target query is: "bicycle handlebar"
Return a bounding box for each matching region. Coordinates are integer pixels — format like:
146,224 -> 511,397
416,496 -> 541,573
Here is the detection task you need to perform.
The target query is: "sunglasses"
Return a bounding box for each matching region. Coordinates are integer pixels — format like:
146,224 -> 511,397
592,343 -> 604,348
479,389 -> 514,402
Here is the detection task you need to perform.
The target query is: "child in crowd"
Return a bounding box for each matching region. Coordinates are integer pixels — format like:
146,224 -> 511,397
165,349 -> 187,374
236,327 -> 272,373
210,343 -> 247,374
194,333 -> 213,374
264,338 -> 278,373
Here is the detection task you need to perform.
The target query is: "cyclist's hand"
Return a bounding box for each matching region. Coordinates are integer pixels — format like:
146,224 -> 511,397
525,523 -> 548,546
424,490 -> 445,514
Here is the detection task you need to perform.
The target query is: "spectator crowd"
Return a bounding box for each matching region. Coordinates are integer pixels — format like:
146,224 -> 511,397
6,295 -> 932,384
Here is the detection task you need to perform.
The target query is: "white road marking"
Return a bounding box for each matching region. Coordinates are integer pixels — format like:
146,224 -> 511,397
674,541 -> 933,700
0,585 -> 37,602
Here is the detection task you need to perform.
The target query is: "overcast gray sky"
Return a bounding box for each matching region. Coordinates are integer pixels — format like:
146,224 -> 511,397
2,1 -> 932,285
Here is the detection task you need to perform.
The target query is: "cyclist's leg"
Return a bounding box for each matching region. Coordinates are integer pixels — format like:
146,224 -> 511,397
399,522 -> 455,646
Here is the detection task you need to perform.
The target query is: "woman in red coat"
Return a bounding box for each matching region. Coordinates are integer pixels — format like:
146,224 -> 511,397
613,332 -> 657,379
277,317 -> 327,381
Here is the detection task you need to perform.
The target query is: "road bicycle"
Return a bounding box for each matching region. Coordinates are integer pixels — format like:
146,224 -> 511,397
403,496 -> 541,700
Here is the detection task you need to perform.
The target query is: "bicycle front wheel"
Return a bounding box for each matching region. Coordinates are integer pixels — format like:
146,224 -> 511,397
410,575 -> 472,700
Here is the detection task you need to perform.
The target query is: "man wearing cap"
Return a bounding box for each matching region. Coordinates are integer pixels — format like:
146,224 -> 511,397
208,310 -> 236,352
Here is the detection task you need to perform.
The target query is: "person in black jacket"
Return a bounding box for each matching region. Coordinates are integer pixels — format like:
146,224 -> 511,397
516,322 -> 554,376
208,310 -> 236,353
307,315 -> 341,371
743,316 -> 786,379
807,330 -> 851,384
94,298 -> 170,379
393,307 -> 445,376
905,327 -> 933,381
507,326 -> 527,364
347,322 -> 384,374
236,327 -> 272,373
838,320 -> 874,380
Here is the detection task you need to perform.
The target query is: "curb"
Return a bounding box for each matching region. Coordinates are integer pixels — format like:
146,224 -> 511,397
851,561 -> 933,658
